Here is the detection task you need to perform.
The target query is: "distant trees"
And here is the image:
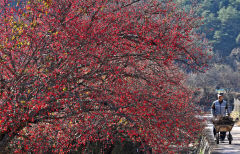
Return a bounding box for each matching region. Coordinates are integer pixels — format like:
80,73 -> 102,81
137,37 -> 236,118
176,0 -> 240,56
229,48 -> 240,71
176,0 -> 240,110
187,49 -> 240,109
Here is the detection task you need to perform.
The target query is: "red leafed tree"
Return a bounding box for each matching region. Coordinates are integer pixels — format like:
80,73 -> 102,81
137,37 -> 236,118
0,0 -> 210,153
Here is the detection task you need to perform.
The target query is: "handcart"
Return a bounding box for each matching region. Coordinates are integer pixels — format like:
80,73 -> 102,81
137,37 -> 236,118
212,116 -> 235,144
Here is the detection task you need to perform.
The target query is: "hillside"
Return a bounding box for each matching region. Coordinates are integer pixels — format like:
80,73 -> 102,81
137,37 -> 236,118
177,0 -> 240,56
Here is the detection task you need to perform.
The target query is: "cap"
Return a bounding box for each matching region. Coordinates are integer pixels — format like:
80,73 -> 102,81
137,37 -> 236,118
217,93 -> 223,98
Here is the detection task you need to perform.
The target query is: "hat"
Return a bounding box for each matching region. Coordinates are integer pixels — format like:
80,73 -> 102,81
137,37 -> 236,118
217,93 -> 223,98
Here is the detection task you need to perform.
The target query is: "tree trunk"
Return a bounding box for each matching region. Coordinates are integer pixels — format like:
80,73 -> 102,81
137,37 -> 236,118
0,133 -> 10,154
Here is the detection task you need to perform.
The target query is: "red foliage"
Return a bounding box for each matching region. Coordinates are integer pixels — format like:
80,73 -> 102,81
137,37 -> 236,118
0,0 -> 210,153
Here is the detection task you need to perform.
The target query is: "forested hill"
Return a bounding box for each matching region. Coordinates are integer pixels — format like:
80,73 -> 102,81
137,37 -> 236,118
177,0 -> 240,56
176,0 -> 240,110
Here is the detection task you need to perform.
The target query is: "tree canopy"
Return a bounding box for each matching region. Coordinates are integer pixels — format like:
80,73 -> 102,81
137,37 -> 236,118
177,0 -> 240,56
0,0 -> 210,153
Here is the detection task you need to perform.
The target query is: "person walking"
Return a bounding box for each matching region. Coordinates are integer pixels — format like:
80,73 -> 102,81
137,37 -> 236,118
211,93 -> 230,142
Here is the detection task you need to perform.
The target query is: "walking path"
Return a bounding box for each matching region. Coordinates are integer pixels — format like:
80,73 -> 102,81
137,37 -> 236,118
204,114 -> 240,154
212,125 -> 240,154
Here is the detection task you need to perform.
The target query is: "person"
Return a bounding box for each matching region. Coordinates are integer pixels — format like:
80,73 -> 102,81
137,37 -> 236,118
211,93 -> 230,142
